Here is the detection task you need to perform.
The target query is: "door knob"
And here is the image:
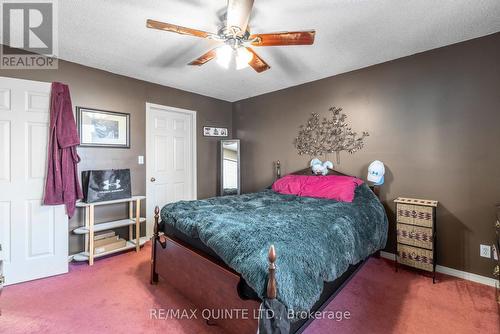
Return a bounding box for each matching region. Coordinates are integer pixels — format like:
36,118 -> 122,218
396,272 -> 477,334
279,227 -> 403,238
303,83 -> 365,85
150,177 -> 156,182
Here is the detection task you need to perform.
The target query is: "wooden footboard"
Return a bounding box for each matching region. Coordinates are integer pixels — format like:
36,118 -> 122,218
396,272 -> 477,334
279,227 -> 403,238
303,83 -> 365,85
150,207 -> 276,334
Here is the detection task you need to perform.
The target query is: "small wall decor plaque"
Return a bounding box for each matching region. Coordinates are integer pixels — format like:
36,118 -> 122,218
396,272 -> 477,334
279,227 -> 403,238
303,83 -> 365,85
203,126 -> 228,137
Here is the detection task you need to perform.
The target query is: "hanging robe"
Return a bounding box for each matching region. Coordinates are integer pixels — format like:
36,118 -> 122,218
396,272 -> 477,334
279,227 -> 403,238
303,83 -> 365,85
43,82 -> 83,217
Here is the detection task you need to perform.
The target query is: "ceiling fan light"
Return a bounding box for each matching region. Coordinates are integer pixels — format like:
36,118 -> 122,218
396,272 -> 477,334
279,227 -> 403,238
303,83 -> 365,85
216,45 -> 233,69
236,47 -> 253,70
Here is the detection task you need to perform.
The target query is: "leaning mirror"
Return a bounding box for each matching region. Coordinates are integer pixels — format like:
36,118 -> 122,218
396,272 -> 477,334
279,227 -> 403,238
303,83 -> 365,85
220,140 -> 240,196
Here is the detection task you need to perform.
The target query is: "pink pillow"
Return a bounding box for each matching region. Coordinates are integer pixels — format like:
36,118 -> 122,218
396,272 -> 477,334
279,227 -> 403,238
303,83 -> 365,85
271,174 -> 304,195
272,174 -> 363,202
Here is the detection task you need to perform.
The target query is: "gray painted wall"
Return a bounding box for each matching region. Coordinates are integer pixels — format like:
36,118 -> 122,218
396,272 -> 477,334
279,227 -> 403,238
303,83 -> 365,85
233,32 -> 500,278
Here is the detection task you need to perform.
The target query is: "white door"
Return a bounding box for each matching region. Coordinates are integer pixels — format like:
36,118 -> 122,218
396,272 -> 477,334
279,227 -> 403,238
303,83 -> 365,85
0,76 -> 68,285
146,103 -> 196,237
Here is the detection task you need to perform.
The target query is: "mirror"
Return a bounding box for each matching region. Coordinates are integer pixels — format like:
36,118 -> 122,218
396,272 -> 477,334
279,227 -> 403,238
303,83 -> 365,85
220,140 -> 240,196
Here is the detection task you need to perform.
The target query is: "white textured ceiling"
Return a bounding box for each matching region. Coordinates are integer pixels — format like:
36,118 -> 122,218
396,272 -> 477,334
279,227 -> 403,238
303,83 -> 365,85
58,0 -> 500,102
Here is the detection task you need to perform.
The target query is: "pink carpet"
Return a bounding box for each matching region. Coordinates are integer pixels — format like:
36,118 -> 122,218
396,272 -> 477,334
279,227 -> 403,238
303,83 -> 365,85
1,243 -> 498,334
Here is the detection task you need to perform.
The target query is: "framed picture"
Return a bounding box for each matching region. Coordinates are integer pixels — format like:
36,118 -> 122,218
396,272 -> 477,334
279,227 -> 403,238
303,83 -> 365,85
203,126 -> 228,137
76,107 -> 130,148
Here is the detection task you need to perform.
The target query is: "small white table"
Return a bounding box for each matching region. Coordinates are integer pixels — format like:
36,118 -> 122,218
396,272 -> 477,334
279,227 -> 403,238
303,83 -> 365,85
73,196 -> 146,265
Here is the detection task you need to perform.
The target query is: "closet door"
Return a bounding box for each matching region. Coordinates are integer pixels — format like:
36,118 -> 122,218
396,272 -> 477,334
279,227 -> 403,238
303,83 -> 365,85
146,103 -> 196,238
0,76 -> 68,285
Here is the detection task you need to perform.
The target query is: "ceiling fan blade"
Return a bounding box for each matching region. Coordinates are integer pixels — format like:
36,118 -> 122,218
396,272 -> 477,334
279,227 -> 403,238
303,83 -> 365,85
246,47 -> 270,73
188,49 -> 217,66
226,0 -> 254,35
146,19 -> 215,39
250,31 -> 315,46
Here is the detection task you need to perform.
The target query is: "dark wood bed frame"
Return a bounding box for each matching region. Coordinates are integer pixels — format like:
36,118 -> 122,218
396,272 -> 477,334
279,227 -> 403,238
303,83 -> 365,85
150,161 -> 381,333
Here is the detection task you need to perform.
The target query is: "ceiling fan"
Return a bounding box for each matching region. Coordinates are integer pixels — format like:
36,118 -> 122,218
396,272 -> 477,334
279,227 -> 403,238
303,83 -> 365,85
146,0 -> 315,73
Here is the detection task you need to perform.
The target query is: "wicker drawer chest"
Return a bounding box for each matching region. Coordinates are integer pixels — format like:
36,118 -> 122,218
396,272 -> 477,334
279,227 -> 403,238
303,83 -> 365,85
395,197 -> 438,283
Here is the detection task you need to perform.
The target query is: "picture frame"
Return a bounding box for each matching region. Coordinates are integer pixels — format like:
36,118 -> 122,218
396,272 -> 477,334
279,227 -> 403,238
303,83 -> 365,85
76,107 -> 130,148
203,126 -> 228,137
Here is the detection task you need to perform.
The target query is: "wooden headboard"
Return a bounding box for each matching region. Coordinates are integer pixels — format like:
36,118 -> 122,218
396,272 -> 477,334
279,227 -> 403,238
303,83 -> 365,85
290,167 -> 348,177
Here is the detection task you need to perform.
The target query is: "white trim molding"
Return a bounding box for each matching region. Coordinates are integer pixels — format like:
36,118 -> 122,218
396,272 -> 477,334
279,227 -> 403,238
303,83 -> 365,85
380,251 -> 497,287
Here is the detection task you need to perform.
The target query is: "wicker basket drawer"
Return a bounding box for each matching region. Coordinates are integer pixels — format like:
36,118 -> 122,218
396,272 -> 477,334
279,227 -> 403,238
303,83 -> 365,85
397,204 -> 433,228
397,244 -> 433,272
397,223 -> 433,250
396,203 -> 414,224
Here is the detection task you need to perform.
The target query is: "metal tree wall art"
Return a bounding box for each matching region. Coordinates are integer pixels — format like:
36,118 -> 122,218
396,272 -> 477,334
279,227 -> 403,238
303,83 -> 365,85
294,106 -> 369,164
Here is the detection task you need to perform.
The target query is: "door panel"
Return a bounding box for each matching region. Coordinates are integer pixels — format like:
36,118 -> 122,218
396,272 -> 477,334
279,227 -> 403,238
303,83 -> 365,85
0,201 -> 11,263
146,104 -> 196,237
26,200 -> 55,258
0,76 -> 68,285
173,137 -> 185,171
174,182 -> 185,201
0,120 -> 10,181
0,88 -> 11,110
154,135 -> 169,172
27,122 -> 49,180
155,117 -> 166,129
173,119 -> 185,130
154,184 -> 169,205
25,91 -> 50,113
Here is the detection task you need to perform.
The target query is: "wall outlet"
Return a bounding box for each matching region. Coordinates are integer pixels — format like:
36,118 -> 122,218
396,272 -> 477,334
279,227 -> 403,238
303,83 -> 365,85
480,244 -> 491,258
138,156 -> 144,165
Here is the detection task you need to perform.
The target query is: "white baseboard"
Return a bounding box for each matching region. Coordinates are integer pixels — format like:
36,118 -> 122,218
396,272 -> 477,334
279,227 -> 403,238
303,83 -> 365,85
379,251 -> 498,287
380,251 -> 396,261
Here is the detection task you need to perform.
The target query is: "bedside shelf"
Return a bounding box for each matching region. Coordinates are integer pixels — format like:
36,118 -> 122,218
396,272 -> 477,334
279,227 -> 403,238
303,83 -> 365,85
74,196 -> 146,265
73,237 -> 148,262
73,217 -> 146,234
76,196 -> 146,207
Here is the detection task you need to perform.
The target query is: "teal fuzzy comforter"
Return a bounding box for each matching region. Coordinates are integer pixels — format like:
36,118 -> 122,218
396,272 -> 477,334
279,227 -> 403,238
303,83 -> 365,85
161,184 -> 388,313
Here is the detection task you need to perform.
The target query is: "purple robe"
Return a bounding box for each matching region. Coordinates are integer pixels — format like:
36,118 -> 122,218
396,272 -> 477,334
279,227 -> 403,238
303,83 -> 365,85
43,82 -> 83,217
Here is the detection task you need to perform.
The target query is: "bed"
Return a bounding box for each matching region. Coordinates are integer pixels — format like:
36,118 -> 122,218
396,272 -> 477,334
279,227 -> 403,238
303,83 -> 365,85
150,164 -> 388,333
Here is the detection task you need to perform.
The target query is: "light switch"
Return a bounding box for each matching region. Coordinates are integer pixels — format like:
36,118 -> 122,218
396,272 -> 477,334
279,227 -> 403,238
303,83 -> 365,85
138,156 -> 144,165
